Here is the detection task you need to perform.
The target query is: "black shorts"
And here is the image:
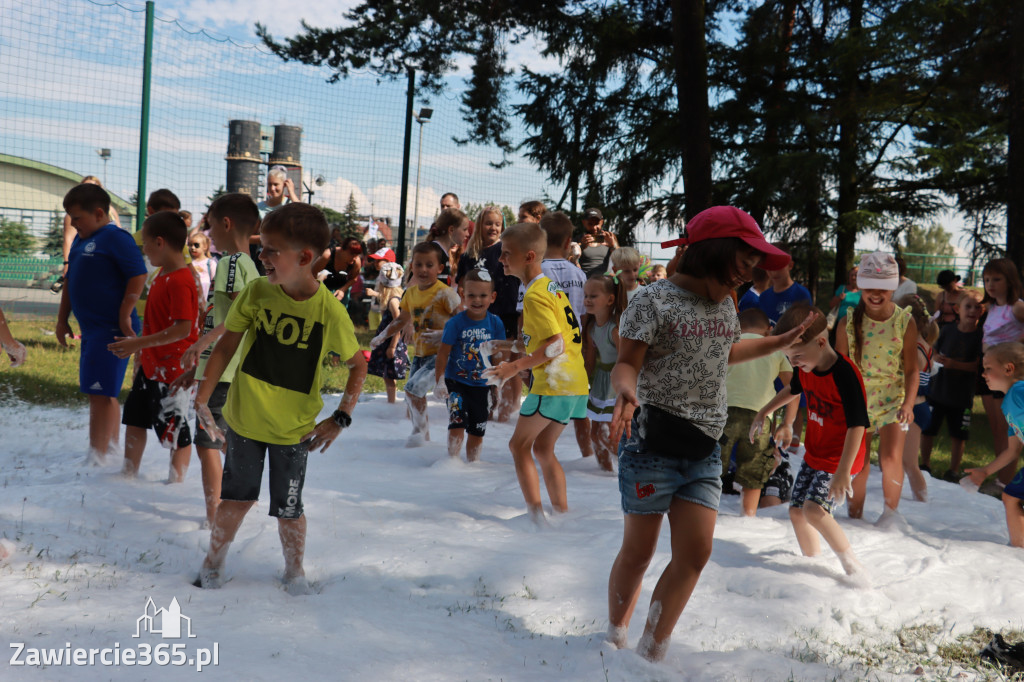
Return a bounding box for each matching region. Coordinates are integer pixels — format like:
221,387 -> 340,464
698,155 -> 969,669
122,371 -> 194,449
446,379 -> 491,437
922,401 -> 971,440
761,458 -> 793,502
221,429 -> 308,519
194,382 -> 230,450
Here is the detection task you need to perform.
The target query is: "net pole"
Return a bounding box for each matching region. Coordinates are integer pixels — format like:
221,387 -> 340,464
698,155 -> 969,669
396,66 -> 414,265
135,0 -> 155,232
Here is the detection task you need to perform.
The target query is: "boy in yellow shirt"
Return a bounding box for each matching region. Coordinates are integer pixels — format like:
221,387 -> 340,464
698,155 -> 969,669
193,203 -> 367,595
487,217 -> 589,524
371,241 -> 459,446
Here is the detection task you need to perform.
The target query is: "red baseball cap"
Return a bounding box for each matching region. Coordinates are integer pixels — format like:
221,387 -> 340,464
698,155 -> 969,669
368,247 -> 396,262
661,206 -> 790,271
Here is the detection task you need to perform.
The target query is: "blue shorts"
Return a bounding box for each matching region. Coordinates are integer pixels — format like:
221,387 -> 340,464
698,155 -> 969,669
790,461 -> 835,513
80,334 -> 130,397
405,354 -> 437,398
520,393 -> 588,425
912,401 -> 932,432
1004,468 -> 1024,501
617,438 -> 723,515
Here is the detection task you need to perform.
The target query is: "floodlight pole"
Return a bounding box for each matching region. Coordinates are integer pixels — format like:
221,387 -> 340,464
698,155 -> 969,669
136,1 -> 154,233
396,67 -> 415,265
412,111 -> 430,251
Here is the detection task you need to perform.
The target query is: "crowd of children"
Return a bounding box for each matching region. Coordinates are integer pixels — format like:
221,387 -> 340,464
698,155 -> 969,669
4,184 -> 1024,665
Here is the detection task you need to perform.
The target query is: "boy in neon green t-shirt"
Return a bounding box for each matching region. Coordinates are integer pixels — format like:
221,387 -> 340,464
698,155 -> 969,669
193,203 -> 367,595
486,215 -> 589,525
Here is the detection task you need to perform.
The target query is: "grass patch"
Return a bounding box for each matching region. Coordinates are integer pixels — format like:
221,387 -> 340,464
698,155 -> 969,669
0,315 -> 405,407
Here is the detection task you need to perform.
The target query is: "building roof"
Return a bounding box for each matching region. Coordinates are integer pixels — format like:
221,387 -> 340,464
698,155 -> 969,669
0,153 -> 136,216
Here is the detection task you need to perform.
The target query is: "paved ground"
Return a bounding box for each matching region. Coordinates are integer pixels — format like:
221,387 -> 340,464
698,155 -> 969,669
0,285 -> 61,317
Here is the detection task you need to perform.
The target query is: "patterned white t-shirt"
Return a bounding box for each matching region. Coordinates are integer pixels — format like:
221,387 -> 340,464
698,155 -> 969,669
618,278 -> 742,439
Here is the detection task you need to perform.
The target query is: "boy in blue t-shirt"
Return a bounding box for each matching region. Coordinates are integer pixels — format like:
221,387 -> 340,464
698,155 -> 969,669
757,258 -> 812,327
56,183 -> 148,464
434,269 -> 506,462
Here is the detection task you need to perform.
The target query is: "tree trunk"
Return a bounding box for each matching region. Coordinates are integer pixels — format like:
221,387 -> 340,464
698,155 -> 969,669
671,0 -> 713,220
1008,0 -> 1024,264
834,0 -> 863,290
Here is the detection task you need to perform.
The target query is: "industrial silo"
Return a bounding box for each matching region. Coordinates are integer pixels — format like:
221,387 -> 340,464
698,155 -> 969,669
226,119 -> 261,196
270,124 -> 303,190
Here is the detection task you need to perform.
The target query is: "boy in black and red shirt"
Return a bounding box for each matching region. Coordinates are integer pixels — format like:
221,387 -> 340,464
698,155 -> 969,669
751,303 -> 870,584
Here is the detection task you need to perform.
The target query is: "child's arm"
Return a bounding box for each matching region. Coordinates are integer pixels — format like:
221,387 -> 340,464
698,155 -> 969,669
966,436 -> 1024,487
1013,300 -> 1024,323
898,318 -> 919,424
301,349 -> 368,453
609,336 -> 647,443
370,308 -> 412,349
751,386 -> 800,445
835,317 -> 850,355
192,330 -> 244,444
434,343 -> 453,399
55,286 -> 75,347
730,308 -> 820,364
933,353 -> 977,372
107,319 -> 193,358
118,273 -> 147,339
483,332 -> 564,384
829,425 -> 867,504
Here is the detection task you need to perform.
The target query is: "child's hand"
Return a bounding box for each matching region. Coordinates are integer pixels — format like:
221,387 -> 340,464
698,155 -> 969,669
195,402 -> 225,446
433,379 -> 449,401
108,336 -> 142,359
369,332 -> 388,350
897,401 -> 914,425
483,360 -> 519,385
301,418 -> 342,454
934,353 -> 951,366
828,471 -> 854,505
55,319 -> 73,348
180,340 -> 206,370
118,315 -> 136,340
419,329 -> 443,346
964,467 -> 987,488
611,390 -> 640,443
2,339 -> 26,367
775,309 -> 822,349
773,423 -> 794,451
169,367 -> 196,394
748,411 -> 768,442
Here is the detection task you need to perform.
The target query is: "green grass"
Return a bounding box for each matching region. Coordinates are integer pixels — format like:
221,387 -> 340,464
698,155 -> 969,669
0,315 -> 404,407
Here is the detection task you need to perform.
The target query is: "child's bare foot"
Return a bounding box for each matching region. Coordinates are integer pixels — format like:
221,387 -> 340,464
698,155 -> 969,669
527,505 -> 549,527
636,630 -> 669,662
120,459 -> 137,477
0,539 -> 15,562
194,562 -> 223,589
606,624 -> 628,649
283,574 -> 312,596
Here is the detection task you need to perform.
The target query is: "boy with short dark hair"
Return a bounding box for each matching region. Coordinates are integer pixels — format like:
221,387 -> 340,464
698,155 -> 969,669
173,192 -> 262,526
753,303 -> 870,582
434,269 -> 505,462
721,307 -> 794,516
487,221 -> 589,524
371,240 -> 460,447
193,202 -> 367,595
108,211 -> 201,482
56,183 -> 148,463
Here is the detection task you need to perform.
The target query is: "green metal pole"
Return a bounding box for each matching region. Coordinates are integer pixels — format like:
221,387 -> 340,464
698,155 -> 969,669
136,1 -> 155,232
396,66 -> 415,265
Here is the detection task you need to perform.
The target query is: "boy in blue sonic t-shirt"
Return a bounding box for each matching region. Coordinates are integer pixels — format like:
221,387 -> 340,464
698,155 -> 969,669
434,269 -> 506,462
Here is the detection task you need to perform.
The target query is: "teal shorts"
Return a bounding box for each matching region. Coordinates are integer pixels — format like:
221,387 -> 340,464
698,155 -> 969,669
520,394 -> 588,425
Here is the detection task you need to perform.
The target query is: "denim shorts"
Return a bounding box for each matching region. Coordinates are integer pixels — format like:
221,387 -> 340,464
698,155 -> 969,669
405,354 -> 437,398
618,440 -> 723,514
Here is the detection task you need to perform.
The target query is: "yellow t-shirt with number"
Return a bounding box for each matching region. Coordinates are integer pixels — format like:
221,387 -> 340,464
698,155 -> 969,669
223,279 -> 359,445
522,275 -> 589,396
400,279 -> 457,357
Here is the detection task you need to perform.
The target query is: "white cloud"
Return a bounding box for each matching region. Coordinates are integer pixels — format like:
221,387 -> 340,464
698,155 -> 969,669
159,0 -> 363,42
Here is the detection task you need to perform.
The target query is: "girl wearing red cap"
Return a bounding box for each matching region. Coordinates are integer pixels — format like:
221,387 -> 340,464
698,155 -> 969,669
607,206 -> 814,662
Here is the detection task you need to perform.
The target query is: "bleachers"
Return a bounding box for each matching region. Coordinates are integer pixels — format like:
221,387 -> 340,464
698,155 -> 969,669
0,256 -> 63,288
